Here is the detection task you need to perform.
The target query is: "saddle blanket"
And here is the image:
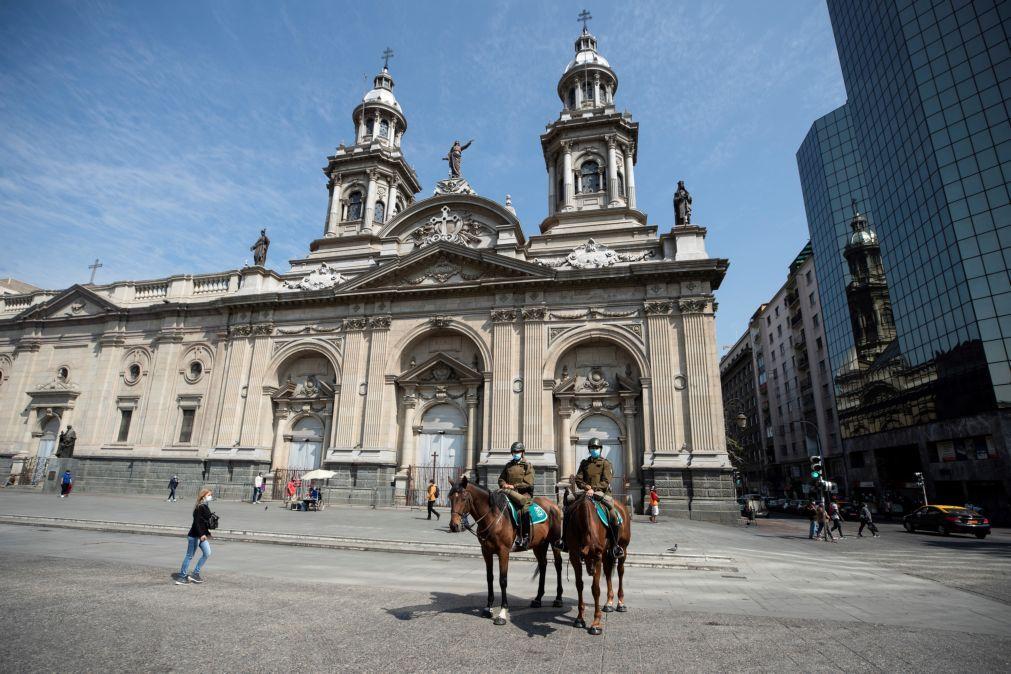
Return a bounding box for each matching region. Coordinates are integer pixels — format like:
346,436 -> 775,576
595,501 -> 624,527
505,500 -> 548,526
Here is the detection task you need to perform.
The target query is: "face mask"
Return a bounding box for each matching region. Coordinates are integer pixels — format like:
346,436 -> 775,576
590,449 -> 601,459
512,453 -> 522,461
204,495 -> 213,502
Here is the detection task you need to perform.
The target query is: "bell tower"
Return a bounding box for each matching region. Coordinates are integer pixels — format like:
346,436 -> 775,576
843,202 -> 897,363
538,12 -> 643,238
305,49 -> 422,267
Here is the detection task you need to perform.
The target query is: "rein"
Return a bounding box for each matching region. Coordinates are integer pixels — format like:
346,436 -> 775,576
457,489 -> 505,542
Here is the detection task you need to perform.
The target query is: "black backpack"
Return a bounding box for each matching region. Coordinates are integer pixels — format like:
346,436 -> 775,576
207,510 -> 220,530
434,485 -> 441,499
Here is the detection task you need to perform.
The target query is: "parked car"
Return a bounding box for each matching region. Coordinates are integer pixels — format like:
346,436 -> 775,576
787,499 -> 808,514
902,505 -> 991,538
835,500 -> 861,521
766,498 -> 786,511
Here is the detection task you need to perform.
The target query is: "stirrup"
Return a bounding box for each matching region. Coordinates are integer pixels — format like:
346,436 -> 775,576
611,545 -> 625,559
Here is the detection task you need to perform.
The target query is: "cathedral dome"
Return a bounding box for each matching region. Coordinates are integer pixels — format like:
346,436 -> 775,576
847,206 -> 878,246
565,40 -> 611,72
557,28 -> 618,108
362,67 -> 401,111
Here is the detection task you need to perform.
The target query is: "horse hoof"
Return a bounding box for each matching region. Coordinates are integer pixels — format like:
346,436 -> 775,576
481,608 -> 493,618
530,599 -> 542,608
493,617 -> 507,626
588,626 -> 603,636
602,605 -> 614,613
616,604 -> 628,613
552,599 -> 564,608
573,618 -> 586,629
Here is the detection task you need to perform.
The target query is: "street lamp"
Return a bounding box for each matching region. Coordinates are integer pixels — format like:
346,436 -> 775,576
735,413 -> 747,430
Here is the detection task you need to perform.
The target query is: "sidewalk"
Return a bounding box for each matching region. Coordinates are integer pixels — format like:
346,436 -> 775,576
0,490 -> 731,566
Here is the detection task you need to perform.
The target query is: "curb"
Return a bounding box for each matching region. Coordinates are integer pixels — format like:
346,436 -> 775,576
0,514 -> 738,572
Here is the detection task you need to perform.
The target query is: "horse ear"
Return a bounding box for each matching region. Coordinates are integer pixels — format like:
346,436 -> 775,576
447,476 -> 457,489
459,474 -> 469,488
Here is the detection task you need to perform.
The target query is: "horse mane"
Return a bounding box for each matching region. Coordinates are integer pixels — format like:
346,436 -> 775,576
466,481 -> 502,512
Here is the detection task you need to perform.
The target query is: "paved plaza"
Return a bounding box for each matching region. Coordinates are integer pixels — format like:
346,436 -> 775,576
0,492 -> 1009,671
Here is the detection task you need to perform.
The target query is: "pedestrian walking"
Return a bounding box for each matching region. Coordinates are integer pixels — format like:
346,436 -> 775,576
648,485 -> 660,523
252,472 -> 264,503
858,502 -> 879,538
167,475 -> 179,502
59,470 -> 73,497
815,504 -> 836,542
426,479 -> 440,520
174,488 -> 217,585
804,500 -> 817,539
829,501 -> 844,538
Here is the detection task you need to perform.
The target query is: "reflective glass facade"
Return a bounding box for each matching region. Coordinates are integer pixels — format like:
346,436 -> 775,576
826,0 -> 1011,407
796,104 -> 871,385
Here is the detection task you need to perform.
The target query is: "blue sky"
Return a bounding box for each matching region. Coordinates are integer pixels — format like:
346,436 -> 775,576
0,0 -> 845,348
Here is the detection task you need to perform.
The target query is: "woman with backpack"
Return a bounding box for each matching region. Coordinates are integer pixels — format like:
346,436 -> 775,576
174,488 -> 217,585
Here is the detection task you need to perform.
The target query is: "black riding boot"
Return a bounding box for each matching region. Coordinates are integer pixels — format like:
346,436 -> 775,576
608,518 -> 624,559
515,509 -> 529,550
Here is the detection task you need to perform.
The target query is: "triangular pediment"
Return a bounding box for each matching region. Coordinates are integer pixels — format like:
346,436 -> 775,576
18,284 -> 121,320
336,241 -> 554,294
397,352 -> 482,385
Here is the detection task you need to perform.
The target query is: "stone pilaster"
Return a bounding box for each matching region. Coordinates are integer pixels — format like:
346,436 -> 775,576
606,135 -> 620,206
324,172 -> 342,236
360,315 -> 391,450
332,317 -> 368,449
213,334 -> 246,447
239,329 -> 275,447
643,300 -> 683,454
139,332 -> 184,447
547,159 -> 556,215
623,143 -> 636,209
363,170 -> 378,231
490,308 -> 516,451
561,142 -> 574,210
681,297 -> 716,453
521,306 -> 545,452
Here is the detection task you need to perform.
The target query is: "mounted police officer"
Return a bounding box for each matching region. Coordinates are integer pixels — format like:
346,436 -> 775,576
498,441 -> 534,550
575,438 -> 624,559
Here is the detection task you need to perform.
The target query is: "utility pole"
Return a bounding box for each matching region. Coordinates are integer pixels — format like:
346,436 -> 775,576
914,472 -> 927,505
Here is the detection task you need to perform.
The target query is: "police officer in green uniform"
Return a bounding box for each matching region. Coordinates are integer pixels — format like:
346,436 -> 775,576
575,438 -> 624,558
498,441 -> 535,549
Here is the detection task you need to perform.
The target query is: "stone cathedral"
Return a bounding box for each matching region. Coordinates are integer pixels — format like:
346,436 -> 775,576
0,27 -> 736,522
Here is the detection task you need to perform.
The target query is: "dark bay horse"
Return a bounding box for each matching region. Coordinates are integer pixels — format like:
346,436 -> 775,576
447,476 -> 564,625
563,493 -> 631,635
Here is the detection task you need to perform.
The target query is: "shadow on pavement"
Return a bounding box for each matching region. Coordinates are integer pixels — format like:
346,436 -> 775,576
385,591 -> 574,638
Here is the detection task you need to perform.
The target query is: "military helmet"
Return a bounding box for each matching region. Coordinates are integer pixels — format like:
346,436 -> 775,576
588,438 -> 603,450
510,441 -> 526,453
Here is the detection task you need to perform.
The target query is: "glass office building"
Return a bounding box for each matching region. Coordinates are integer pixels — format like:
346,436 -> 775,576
794,0 -> 1011,517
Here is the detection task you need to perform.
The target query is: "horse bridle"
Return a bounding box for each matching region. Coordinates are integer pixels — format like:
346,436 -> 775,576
455,489 -> 504,542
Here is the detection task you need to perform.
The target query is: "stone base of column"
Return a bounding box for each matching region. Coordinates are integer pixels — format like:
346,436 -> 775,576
647,467 -> 739,525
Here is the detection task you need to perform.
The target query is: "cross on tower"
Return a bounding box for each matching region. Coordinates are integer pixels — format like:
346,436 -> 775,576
382,47 -> 394,69
577,9 -> 592,32
87,258 -> 103,284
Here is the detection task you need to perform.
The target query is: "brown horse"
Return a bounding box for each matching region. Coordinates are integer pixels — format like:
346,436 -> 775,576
563,493 -> 631,635
447,476 -> 564,625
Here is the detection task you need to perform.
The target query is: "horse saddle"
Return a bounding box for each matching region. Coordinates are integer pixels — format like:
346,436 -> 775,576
505,500 -> 548,526
595,501 -> 623,527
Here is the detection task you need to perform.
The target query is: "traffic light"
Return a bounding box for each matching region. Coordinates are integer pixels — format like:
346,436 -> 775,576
809,455 -> 823,480
914,472 -> 925,486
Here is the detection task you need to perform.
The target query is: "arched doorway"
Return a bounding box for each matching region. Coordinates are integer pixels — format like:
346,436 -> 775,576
417,403 -> 467,469
574,414 -> 625,482
286,416 -> 324,470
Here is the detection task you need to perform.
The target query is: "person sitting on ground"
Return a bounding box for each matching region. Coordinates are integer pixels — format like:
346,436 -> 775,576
285,478 -> 297,509
498,441 -> 534,550
575,438 -> 624,559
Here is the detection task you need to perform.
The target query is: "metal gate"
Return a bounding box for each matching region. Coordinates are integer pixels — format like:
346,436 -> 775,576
406,464 -> 459,508
270,468 -> 310,501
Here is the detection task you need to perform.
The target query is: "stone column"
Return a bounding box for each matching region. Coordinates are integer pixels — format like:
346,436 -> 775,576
239,328 -> 275,447
357,113 -> 366,143
363,171 -> 378,231
623,143 -> 637,209
490,309 -> 516,452
681,298 -> 715,452
561,142 -> 575,211
606,136 -> 620,207
593,73 -> 600,106
643,301 -> 682,454
547,159 -> 556,215
140,333 -> 184,447
465,391 -> 478,473
332,318 -> 368,449
388,179 -> 400,220
623,403 -> 638,485
397,387 -> 417,469
558,407 -> 573,480
388,117 -> 397,144
270,408 -> 288,470
324,173 -> 342,237
521,307 -> 545,452
360,316 -> 391,450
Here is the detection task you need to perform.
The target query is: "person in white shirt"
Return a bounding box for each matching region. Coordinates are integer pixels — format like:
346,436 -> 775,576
252,472 -> 264,504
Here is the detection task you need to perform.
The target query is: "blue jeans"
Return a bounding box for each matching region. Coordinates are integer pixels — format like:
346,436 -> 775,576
252,486 -> 260,503
809,520 -> 817,538
180,536 -> 211,576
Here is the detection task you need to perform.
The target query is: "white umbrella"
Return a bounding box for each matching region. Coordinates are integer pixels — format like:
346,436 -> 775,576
299,469 -> 336,481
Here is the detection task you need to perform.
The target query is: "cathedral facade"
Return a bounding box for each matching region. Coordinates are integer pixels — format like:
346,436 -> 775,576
0,28 -> 736,522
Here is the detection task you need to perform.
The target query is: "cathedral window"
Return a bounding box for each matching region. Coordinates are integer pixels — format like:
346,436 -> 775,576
580,160 -> 601,193
374,200 -> 386,224
617,171 -> 625,197
347,191 -> 363,220
581,81 -> 594,106
178,409 -> 195,443
379,119 -> 390,140
568,87 -> 576,109
365,118 -> 375,137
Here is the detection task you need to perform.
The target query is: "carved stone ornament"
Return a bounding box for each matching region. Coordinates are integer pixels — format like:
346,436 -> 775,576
283,262 -> 347,291
433,177 -> 476,196
343,317 -> 368,331
548,307 -> 639,320
678,298 -> 709,313
68,301 -> 86,315
581,368 -> 610,392
406,256 -> 481,285
535,239 -> 656,269
32,376 -> 80,393
521,307 -> 546,321
490,309 -> 516,323
368,315 -> 392,330
229,323 -> 274,337
643,301 -> 672,315
429,316 -> 452,328
410,206 -> 485,247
